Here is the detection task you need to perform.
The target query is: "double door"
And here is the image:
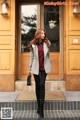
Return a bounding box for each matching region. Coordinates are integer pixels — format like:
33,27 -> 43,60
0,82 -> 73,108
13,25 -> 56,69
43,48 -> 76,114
17,4 -> 64,80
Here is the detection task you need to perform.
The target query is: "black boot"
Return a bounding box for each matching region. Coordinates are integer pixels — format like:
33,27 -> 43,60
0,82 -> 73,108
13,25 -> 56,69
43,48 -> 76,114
37,105 -> 40,114
39,110 -> 44,118
37,108 -> 40,114
37,100 -> 40,114
39,103 -> 44,118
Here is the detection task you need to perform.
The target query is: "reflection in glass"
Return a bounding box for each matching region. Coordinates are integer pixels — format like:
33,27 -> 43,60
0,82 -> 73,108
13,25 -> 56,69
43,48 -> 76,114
44,6 -> 60,52
21,5 -> 37,52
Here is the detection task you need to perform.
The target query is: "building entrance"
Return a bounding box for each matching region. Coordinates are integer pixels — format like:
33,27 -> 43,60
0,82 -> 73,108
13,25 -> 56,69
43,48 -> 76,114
17,4 -> 64,80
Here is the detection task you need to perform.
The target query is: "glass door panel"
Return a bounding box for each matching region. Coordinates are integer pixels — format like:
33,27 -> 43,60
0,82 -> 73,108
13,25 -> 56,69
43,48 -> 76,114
44,5 -> 60,52
21,5 -> 37,52
44,5 -> 61,79
18,5 -> 37,80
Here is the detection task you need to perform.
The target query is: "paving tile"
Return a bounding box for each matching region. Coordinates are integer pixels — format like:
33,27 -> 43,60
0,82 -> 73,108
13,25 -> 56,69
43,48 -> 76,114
64,91 -> 80,101
0,92 -> 19,102
0,91 -> 80,102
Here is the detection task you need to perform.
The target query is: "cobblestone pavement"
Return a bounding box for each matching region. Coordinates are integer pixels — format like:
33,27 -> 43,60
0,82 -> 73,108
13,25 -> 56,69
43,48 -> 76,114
0,91 -> 80,120
0,101 -> 80,120
0,110 -> 80,120
13,110 -> 80,120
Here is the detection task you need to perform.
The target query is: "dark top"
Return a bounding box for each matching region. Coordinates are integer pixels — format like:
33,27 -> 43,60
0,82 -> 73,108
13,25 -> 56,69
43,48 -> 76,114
37,43 -> 44,70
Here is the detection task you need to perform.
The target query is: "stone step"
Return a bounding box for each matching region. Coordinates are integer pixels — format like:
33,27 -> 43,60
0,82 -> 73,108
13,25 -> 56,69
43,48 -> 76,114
0,101 -> 80,110
15,80 -> 65,91
0,101 -> 80,120
0,110 -> 80,120
12,110 -> 80,120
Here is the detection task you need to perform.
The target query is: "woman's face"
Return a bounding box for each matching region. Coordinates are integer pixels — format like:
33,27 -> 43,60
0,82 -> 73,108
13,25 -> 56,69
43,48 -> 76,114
40,30 -> 45,39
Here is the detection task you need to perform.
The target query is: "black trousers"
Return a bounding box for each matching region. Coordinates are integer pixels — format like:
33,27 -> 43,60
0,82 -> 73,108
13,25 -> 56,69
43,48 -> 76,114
33,70 -> 47,110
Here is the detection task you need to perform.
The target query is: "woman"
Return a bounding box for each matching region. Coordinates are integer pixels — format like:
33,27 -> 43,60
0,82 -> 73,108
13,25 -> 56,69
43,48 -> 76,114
28,29 -> 52,118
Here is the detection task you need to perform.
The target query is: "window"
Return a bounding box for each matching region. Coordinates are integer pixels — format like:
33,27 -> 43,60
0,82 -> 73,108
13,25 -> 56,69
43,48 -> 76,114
21,5 -> 37,52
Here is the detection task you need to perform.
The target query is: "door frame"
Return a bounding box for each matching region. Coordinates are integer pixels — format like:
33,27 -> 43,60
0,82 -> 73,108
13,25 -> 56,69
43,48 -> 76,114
16,2 -> 64,80
59,6 -> 64,80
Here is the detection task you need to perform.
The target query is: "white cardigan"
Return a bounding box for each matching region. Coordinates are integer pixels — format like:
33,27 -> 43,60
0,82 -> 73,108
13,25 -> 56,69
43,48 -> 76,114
29,42 -> 52,75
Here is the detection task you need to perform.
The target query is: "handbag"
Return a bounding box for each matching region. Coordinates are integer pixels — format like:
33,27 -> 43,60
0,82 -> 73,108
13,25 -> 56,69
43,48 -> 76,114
27,75 -> 31,86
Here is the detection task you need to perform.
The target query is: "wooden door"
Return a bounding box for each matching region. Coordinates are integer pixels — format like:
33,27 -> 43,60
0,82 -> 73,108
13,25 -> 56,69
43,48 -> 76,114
18,4 -> 63,80
18,4 -> 37,80
44,5 -> 64,80
0,0 -> 16,91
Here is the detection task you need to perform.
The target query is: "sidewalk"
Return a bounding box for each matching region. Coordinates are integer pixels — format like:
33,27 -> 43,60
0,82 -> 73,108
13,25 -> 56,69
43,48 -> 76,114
0,91 -> 80,120
0,91 -> 80,102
